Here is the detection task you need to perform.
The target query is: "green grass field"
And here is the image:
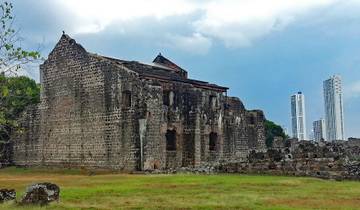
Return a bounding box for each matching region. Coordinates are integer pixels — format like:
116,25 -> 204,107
0,167 -> 359,210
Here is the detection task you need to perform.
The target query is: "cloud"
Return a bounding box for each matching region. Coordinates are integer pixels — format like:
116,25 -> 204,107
194,0 -> 339,47
58,0 -> 198,34
10,0 -> 360,137
164,33 -> 212,55
53,0 -> 341,49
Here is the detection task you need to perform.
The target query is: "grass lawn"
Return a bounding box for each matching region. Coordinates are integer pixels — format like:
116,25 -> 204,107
0,167 -> 359,210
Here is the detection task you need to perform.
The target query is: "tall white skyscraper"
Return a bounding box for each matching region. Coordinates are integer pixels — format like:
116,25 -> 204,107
323,75 -> 345,141
291,92 -> 307,140
313,119 -> 326,142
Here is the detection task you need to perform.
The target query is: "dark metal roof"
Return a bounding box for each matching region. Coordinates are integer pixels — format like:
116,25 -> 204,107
92,54 -> 228,92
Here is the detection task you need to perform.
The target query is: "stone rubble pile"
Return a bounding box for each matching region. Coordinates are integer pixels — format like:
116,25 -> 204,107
146,138 -> 360,180
216,139 -> 360,180
0,189 -> 16,203
0,183 -> 60,206
20,182 -> 60,206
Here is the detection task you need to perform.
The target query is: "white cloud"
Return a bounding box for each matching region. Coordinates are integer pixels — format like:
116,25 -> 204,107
58,0 -> 197,33
56,0 -> 340,48
194,0 -> 338,47
165,33 -> 212,55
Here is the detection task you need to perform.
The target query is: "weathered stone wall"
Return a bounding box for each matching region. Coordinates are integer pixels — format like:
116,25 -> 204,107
0,141 -> 13,168
12,105 -> 40,166
13,35 -> 144,170
217,139 -> 360,180
222,97 -> 266,162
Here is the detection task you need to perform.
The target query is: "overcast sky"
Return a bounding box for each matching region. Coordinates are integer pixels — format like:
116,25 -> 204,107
12,0 -> 360,138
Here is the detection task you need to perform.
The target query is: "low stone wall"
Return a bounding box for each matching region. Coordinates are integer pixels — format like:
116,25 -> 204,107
216,139 -> 360,180
0,141 -> 13,168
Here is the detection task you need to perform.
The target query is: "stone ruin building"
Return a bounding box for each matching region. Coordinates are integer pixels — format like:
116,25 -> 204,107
1,33 -> 359,180
10,34 -> 266,171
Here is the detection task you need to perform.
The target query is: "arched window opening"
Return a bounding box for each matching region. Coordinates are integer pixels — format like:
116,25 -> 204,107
166,129 -> 176,151
209,132 -> 218,151
209,95 -> 216,109
122,90 -> 131,108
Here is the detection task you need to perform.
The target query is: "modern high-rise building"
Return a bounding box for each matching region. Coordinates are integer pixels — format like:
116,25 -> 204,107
323,75 -> 345,141
291,92 -> 307,140
313,118 -> 326,142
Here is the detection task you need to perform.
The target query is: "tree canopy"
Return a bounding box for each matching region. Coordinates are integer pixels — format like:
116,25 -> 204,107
264,119 -> 287,148
0,74 -> 40,142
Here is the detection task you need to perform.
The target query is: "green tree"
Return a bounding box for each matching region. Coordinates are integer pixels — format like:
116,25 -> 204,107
264,120 -> 287,148
0,74 -> 40,141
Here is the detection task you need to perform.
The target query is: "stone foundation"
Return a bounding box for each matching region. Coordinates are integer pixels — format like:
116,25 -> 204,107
216,139 -> 360,180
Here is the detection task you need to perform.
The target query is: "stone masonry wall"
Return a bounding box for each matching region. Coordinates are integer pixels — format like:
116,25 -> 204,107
13,35 -> 144,170
222,97 -> 266,162
0,141 -> 13,168
12,105 -> 40,166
